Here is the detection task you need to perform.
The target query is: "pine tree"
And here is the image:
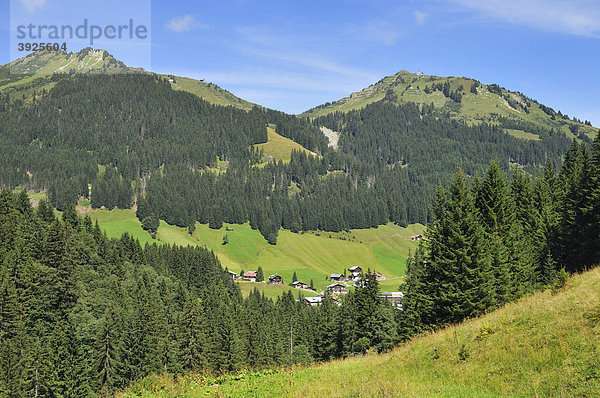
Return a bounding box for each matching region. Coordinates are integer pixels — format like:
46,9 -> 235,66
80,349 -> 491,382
475,161 -> 517,304
426,170 -> 492,325
256,267 -> 264,282
93,303 -> 123,394
584,131 -> 600,265
558,141 -> 591,272
178,296 -> 205,371
397,248 -> 433,338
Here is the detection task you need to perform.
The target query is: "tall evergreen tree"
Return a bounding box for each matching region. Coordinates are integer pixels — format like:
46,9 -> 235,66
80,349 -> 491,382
93,303 -> 123,395
426,170 -> 492,325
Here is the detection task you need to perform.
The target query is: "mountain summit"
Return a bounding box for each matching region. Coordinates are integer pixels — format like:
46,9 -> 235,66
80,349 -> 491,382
7,47 -> 141,75
304,70 -> 597,141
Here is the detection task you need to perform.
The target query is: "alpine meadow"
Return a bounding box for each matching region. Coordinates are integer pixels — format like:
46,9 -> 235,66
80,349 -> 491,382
1,1 -> 600,397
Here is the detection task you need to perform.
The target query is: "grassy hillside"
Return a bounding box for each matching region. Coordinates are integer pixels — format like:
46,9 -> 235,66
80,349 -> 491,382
255,127 -> 318,163
121,267 -> 600,397
87,208 -> 160,246
304,70 -> 598,141
81,207 -> 422,293
168,76 -> 255,111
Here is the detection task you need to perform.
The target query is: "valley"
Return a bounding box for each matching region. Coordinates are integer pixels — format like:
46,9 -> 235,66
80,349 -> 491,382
85,206 -> 423,294
1,45 -> 599,398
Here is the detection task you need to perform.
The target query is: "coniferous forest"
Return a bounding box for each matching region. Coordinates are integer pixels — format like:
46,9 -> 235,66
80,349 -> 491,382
0,75 -> 573,243
0,190 -> 397,396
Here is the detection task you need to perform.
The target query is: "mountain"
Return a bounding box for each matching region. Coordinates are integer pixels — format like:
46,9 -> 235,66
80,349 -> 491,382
121,267 -> 600,397
304,70 -> 598,141
1,48 -> 255,110
7,47 -> 140,75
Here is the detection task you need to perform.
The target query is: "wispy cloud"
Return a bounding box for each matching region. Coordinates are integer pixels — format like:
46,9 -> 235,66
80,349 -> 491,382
361,19 -> 403,45
414,10 -> 428,24
443,0 -> 600,37
18,0 -> 46,12
165,15 -> 208,33
235,26 -> 378,84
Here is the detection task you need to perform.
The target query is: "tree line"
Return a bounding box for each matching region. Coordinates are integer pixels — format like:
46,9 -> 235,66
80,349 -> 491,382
398,132 -> 600,338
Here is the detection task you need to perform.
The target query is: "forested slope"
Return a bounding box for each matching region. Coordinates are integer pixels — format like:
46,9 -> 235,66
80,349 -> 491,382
0,52 -> 587,246
0,190 -> 403,396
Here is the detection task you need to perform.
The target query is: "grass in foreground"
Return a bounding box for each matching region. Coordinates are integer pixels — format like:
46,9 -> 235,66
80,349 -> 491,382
121,267 -> 600,397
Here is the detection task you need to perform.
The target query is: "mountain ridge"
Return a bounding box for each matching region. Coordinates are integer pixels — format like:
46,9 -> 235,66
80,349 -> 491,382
1,48 -> 256,110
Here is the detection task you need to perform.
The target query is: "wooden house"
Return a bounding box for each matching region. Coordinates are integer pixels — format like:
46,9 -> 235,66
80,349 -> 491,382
348,266 -> 362,274
303,296 -> 322,306
292,281 -> 308,290
327,283 -> 348,294
243,271 -> 257,282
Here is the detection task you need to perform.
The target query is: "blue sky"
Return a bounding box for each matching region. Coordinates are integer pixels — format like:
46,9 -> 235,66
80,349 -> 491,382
1,0 -> 599,125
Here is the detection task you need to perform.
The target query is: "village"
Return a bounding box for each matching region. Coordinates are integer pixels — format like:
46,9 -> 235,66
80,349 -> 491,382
227,265 -> 403,308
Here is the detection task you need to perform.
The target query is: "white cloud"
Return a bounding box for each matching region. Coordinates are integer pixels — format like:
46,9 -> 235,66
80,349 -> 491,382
165,15 -> 208,33
19,0 -> 46,12
444,0 -> 600,37
414,10 -> 428,24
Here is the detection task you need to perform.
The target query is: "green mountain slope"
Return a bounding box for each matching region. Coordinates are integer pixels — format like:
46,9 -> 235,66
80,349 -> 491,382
1,48 -> 255,110
121,266 -> 600,397
167,75 -> 256,110
304,70 -> 598,141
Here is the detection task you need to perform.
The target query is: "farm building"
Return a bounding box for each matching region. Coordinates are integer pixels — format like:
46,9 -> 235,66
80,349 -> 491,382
243,271 -> 257,282
303,296 -> 323,306
268,274 -> 283,285
330,273 -> 345,282
227,270 -> 240,280
327,283 -> 348,294
379,291 -> 403,306
348,266 -> 362,274
347,272 -> 362,282
292,281 -> 308,289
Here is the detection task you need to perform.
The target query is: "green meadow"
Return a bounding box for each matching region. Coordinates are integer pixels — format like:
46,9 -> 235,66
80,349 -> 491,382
256,127 -> 318,163
82,208 -> 423,294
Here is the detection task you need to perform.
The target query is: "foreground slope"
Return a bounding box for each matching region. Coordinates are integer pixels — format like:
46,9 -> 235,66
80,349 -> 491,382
123,267 -> 600,397
304,70 -> 598,141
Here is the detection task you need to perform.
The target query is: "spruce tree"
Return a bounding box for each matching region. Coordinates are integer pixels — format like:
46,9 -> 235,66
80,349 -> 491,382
475,161 -> 521,304
93,303 -> 123,394
426,170 -> 492,325
178,296 -> 205,371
